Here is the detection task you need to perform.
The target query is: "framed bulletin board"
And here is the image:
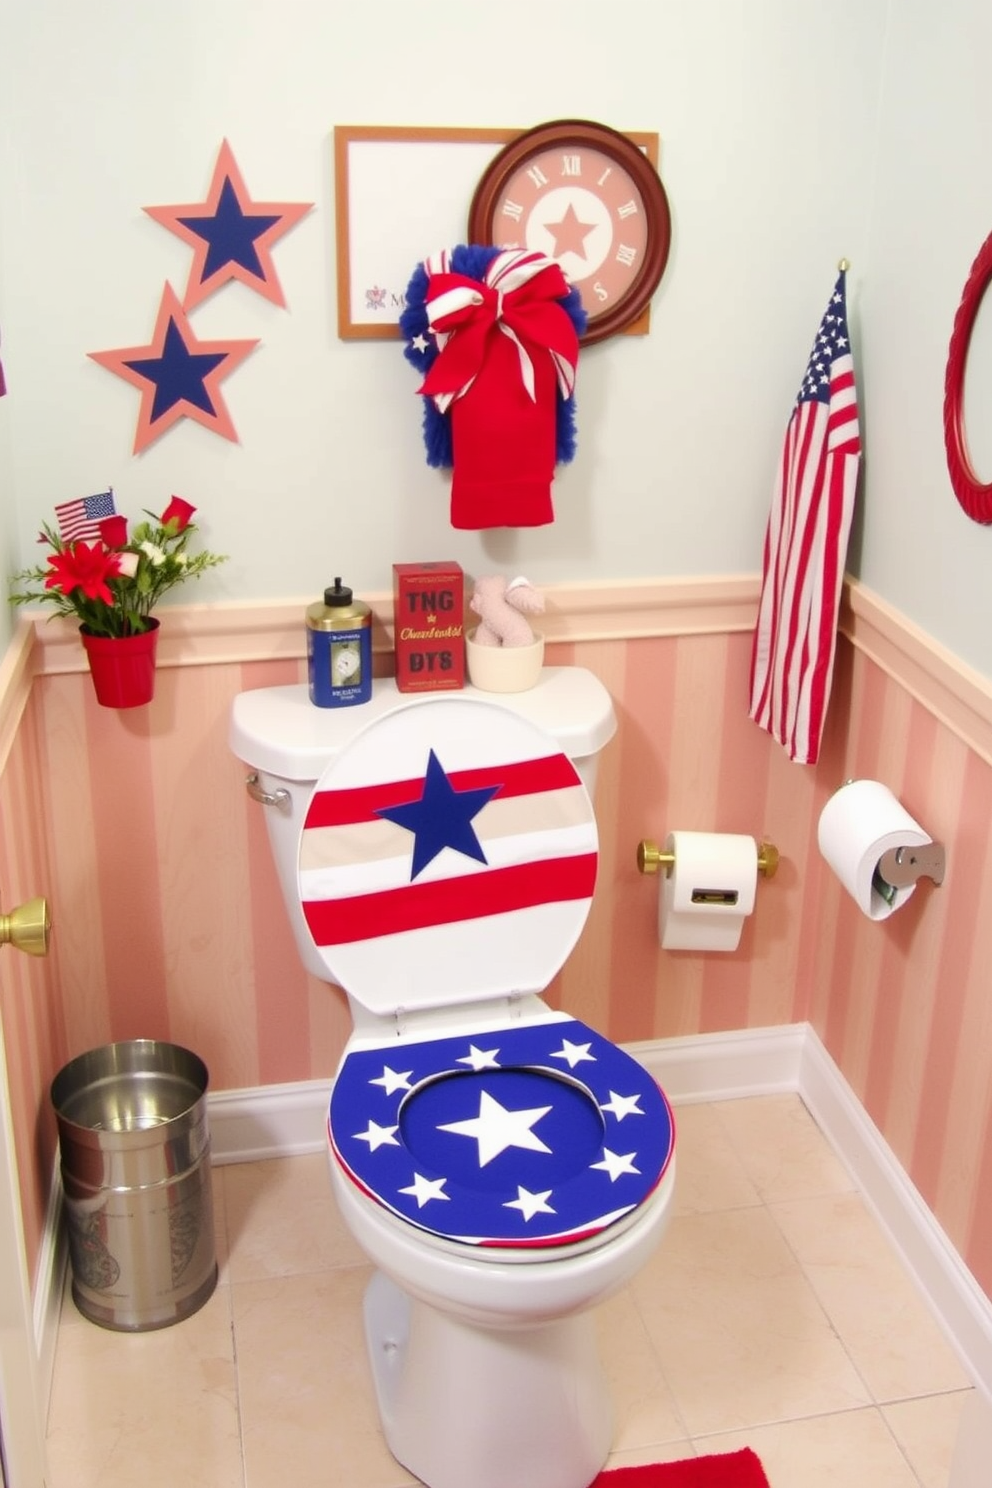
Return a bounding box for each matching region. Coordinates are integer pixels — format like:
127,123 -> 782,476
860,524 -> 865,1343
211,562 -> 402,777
333,124 -> 659,341
334,126 -> 512,339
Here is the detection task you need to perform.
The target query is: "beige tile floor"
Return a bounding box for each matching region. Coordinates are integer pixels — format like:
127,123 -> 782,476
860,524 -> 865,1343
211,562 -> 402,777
45,1094 -> 975,1488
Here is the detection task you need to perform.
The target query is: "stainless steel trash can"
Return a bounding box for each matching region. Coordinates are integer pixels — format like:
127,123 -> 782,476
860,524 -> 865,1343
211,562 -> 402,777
51,1039 -> 218,1332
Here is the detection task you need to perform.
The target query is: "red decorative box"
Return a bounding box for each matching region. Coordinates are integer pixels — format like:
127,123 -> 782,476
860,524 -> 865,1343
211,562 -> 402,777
393,562 -> 464,692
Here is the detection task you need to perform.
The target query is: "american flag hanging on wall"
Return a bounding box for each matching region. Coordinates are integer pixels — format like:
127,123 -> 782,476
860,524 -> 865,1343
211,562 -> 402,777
748,269 -> 862,764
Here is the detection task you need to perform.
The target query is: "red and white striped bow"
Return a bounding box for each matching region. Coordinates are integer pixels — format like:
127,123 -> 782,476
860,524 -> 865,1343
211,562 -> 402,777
418,249 -> 579,414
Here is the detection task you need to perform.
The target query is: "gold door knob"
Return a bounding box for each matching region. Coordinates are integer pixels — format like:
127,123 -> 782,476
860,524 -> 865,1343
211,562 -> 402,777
0,896 -> 51,957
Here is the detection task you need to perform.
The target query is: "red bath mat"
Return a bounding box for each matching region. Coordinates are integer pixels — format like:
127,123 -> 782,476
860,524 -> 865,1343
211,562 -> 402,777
592,1448 -> 770,1487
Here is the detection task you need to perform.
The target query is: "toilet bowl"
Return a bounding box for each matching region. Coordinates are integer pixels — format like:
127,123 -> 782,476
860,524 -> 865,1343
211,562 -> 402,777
230,671 -> 677,1488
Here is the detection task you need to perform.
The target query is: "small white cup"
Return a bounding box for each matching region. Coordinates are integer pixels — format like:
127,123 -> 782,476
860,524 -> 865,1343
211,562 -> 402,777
465,629 -> 545,693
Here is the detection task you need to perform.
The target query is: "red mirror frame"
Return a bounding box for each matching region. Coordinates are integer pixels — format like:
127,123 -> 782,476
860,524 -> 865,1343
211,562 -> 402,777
944,228 -> 992,523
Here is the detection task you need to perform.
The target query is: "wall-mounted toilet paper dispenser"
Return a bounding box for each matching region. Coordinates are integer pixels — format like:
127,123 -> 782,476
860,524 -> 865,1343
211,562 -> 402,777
817,779 -> 945,920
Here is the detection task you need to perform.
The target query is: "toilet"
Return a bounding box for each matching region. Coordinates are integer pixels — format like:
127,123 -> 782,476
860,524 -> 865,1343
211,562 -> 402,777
230,670 -> 677,1488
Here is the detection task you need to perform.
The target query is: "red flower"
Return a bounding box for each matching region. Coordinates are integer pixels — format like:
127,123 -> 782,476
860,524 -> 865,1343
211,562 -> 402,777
99,514 -> 129,548
44,542 -> 123,606
160,496 -> 196,532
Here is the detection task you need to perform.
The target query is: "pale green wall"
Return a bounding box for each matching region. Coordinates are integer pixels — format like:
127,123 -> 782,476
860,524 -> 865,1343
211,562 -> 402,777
854,0 -> 992,663
3,1 -> 992,680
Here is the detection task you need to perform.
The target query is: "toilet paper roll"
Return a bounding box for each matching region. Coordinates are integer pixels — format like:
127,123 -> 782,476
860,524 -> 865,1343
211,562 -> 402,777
817,779 -> 931,921
659,831 -> 758,952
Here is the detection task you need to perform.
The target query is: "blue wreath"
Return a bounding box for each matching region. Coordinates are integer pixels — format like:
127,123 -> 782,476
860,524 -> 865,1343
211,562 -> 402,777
400,244 -> 586,470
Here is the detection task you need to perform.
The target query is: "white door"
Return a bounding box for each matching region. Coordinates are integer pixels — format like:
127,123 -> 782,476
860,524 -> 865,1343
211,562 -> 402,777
0,991 -> 48,1486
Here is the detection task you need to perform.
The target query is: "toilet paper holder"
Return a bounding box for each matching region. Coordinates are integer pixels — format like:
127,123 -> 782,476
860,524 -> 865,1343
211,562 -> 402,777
637,837 -> 780,882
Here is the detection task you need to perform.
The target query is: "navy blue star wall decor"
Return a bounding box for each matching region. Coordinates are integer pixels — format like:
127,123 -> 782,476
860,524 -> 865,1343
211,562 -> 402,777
144,140 -> 313,310
88,284 -> 259,453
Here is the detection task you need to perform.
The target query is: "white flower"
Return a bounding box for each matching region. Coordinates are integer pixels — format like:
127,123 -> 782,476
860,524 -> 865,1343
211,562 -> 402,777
140,541 -> 166,567
116,551 -> 140,578
175,552 -> 189,568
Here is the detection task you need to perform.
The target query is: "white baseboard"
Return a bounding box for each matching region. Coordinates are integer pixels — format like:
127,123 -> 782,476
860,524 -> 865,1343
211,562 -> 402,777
799,1027 -> 992,1403
632,1023 -> 806,1104
39,1022 -> 992,1417
208,1078 -> 333,1163
33,1155 -> 67,1440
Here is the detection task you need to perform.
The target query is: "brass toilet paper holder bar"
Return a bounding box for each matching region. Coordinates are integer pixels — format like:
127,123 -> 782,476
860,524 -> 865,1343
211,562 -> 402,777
637,838 -> 780,879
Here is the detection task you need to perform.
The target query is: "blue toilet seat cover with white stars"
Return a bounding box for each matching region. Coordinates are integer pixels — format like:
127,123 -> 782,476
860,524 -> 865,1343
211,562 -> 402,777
329,1018 -> 674,1248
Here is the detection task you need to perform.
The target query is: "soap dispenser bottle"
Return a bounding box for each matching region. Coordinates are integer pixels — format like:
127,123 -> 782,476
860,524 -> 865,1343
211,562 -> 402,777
306,578 -> 372,708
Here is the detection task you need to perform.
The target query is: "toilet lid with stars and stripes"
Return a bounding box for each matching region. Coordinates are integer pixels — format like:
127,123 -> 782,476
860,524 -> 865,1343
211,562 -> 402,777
297,697 -> 600,1017
328,1017 -> 675,1249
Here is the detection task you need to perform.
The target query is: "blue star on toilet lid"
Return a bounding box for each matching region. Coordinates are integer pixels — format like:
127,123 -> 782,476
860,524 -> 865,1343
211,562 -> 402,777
298,698 -> 599,1016
329,1018 -> 675,1248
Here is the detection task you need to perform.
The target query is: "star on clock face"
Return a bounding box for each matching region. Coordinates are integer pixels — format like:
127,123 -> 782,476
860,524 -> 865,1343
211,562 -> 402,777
144,139 -> 313,310
545,202 -> 598,259
87,283 -> 258,453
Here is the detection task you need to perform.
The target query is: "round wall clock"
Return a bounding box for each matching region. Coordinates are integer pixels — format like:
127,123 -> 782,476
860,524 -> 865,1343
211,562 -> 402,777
468,119 -> 671,346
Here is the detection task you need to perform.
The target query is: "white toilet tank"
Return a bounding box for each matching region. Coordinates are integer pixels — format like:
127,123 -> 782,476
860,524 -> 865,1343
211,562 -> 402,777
229,670 -> 616,983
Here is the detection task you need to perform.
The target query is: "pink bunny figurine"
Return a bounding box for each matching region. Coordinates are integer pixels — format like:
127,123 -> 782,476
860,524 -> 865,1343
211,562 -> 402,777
469,574 -> 545,647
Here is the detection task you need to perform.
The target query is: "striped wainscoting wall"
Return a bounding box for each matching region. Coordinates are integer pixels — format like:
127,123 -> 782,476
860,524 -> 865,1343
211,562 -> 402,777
0,630 -> 67,1277
2,575 -> 992,1317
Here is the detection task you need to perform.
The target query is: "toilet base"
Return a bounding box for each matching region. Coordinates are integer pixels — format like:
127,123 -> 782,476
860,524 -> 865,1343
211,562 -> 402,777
363,1268 -> 613,1488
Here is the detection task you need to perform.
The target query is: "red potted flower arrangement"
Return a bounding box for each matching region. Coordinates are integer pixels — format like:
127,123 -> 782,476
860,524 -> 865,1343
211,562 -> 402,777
8,496 -> 227,708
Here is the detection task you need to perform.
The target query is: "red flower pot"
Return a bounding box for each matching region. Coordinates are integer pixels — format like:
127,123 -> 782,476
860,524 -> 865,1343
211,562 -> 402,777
79,619 -> 160,709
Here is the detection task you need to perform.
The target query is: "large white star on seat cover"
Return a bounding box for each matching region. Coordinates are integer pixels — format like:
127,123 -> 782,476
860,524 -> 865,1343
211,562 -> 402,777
438,1090 -> 553,1167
